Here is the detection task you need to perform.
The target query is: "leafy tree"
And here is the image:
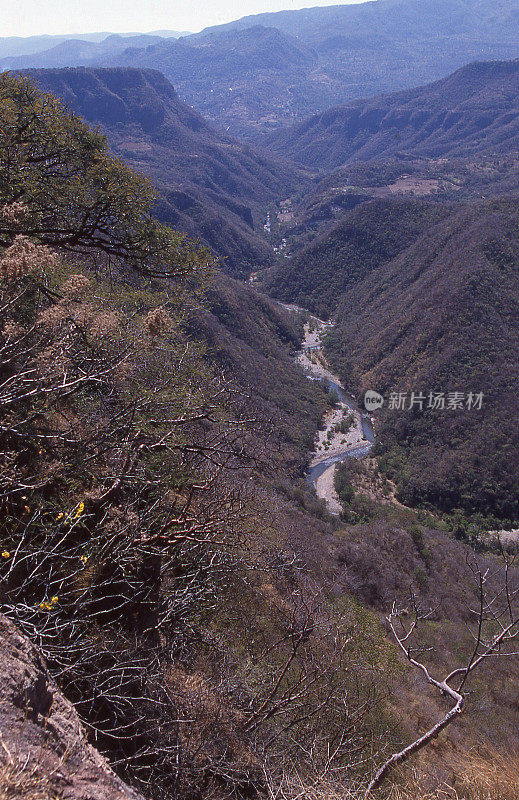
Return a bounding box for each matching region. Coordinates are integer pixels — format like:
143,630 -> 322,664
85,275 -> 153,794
0,73 -> 213,288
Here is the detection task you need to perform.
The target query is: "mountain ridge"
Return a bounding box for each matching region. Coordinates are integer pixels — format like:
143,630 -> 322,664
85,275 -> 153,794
267,58 -> 519,169
26,66 -> 308,275
8,0 -> 519,138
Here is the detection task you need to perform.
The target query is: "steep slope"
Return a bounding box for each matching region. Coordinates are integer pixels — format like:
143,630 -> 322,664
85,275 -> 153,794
191,272 -> 329,473
100,26 -> 319,138
322,198 -> 519,521
2,68 -> 519,799
267,199 -> 454,316
27,67 -> 307,276
268,59 -> 519,170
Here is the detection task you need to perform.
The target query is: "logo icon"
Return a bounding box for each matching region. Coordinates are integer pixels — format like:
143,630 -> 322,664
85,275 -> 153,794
364,390 -> 384,411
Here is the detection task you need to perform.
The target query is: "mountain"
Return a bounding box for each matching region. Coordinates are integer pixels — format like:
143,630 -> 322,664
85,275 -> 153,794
270,195 -> 519,521
100,25 -> 319,138
186,0 -> 519,137
0,33 -> 113,60
1,34 -> 169,71
3,65 -> 519,800
26,67 -> 308,276
332,197 -> 519,521
0,31 -> 188,62
10,0 -> 519,139
200,0 -> 519,46
267,59 -> 519,170
267,199 -> 455,316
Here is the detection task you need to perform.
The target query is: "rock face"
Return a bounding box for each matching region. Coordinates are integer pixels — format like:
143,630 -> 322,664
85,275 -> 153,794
0,613 -> 144,800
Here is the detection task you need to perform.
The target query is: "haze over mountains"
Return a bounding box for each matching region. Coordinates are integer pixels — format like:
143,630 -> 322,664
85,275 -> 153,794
3,35 -> 172,70
5,0 -> 519,138
2,4 -> 519,797
0,30 -> 189,61
268,59 -> 519,169
27,67 -> 307,275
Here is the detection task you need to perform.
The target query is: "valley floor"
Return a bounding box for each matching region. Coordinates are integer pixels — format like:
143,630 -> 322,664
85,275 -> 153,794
295,318 -> 372,514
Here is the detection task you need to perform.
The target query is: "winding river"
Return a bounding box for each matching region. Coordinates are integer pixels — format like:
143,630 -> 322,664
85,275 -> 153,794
281,305 -> 376,513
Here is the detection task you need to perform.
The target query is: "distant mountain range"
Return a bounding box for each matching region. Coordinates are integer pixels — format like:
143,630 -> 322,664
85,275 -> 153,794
27,67 -> 307,276
267,59 -> 519,170
0,32 -> 193,71
199,0 -> 519,46
0,31 -> 189,62
5,0 -> 518,138
3,35 -> 168,70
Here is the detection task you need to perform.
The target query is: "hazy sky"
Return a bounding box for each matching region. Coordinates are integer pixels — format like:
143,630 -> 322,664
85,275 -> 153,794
2,0 -> 370,38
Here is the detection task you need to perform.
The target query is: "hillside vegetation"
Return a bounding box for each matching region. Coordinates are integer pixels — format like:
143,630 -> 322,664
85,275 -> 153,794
310,198 -> 519,523
268,59 -> 519,170
6,0 -> 519,138
267,199 -> 454,317
26,67 -> 308,276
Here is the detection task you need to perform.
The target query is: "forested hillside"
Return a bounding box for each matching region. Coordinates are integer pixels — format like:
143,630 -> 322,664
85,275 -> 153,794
0,72 -> 343,799
1,36 -> 519,800
268,59 -> 519,170
26,67 -> 307,276
287,197 -> 519,522
267,199 -> 454,316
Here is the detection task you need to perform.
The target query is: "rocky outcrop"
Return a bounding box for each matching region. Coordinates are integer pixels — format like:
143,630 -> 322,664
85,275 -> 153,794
0,613 -> 144,800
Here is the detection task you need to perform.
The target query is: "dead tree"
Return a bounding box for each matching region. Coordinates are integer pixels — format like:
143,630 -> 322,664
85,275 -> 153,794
366,555 -> 519,794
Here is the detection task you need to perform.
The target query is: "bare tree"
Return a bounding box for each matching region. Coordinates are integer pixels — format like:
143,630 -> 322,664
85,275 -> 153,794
366,554 -> 519,795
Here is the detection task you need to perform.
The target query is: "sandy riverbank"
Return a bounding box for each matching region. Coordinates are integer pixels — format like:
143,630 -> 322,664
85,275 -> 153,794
296,321 -> 371,512
315,464 -> 342,516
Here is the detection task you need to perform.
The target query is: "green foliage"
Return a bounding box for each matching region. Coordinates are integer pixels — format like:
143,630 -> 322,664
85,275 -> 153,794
334,463 -> 355,507
318,196 -> 519,523
0,72 -> 213,288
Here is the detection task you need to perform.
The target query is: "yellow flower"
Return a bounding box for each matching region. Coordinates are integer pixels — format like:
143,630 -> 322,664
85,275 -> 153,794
24,505 -> 30,513
56,512 -> 63,521
1,551 -> 10,559
73,501 -> 85,519
39,596 -> 58,611
80,555 -> 88,564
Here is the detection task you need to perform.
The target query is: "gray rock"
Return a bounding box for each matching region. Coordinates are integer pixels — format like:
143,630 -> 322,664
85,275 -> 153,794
0,613 -> 145,800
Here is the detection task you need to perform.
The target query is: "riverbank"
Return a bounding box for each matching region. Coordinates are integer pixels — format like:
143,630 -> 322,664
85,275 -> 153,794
295,319 -> 374,515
